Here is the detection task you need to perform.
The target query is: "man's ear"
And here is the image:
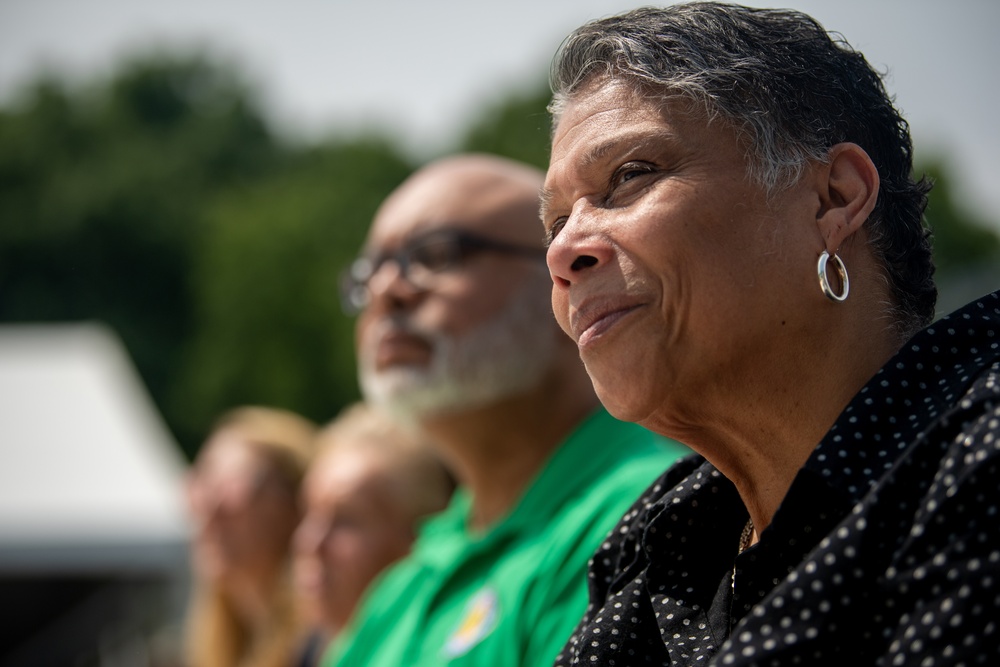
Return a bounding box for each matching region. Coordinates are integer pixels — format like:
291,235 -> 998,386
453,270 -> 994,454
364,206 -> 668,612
815,142 -> 879,252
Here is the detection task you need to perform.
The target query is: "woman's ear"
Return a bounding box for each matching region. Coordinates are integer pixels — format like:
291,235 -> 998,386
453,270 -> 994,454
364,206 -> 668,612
815,142 -> 880,252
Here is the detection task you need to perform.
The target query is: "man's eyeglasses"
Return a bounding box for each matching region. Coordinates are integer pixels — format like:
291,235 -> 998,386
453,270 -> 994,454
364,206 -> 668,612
339,228 -> 546,315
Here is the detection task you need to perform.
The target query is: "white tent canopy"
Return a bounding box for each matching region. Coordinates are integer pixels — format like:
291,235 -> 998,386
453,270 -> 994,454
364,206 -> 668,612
0,323 -> 190,572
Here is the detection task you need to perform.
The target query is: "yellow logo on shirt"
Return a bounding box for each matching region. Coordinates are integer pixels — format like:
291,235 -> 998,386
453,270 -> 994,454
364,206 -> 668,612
443,587 -> 499,657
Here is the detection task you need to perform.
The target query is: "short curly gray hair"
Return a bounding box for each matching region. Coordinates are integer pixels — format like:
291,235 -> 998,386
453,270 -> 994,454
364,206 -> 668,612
549,2 -> 935,334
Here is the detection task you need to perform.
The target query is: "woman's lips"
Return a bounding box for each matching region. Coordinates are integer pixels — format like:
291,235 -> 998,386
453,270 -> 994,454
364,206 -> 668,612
573,301 -> 642,348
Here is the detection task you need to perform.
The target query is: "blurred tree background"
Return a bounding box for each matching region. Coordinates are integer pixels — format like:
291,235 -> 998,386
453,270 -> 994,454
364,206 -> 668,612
1,51 -> 998,459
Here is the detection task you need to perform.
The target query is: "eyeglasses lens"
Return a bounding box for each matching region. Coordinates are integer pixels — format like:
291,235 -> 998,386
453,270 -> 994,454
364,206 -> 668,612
340,236 -> 467,314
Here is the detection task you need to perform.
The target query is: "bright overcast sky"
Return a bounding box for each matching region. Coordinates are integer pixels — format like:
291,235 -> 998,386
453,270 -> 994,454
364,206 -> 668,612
1,0 -> 998,230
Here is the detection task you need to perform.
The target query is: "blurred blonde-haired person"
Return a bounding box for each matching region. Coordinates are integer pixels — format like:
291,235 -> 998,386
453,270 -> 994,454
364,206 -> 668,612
185,406 -> 317,667
292,403 -> 454,666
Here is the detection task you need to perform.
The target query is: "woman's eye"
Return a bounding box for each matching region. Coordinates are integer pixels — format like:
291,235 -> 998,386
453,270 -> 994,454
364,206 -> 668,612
613,163 -> 652,188
544,217 -> 568,247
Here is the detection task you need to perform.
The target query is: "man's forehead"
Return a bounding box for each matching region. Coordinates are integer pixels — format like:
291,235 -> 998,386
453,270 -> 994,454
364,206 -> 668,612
367,174 -> 540,249
366,207 -> 485,251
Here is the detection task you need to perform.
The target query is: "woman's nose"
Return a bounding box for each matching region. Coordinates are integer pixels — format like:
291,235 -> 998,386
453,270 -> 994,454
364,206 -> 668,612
546,203 -> 610,289
293,515 -> 325,555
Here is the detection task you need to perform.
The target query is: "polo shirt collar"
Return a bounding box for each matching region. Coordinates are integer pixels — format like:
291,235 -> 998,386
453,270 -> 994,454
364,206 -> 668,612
413,407 -> 625,566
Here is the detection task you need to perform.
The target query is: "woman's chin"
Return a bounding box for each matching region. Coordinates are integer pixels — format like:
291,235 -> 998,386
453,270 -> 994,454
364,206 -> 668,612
592,380 -> 650,425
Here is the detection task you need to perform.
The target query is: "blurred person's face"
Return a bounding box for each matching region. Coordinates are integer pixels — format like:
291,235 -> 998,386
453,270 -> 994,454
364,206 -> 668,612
187,430 -> 300,588
543,79 -> 821,427
354,162 -> 556,421
292,448 -> 414,634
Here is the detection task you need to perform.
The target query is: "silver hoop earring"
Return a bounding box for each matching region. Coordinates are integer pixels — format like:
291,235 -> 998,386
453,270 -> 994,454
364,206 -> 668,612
817,250 -> 849,302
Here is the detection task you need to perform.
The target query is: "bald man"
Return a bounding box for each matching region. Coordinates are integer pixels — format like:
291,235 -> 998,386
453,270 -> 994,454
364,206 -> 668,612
327,154 -> 689,667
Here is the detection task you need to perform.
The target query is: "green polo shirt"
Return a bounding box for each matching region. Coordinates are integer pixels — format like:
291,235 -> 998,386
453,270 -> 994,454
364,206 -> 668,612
324,407 -> 690,667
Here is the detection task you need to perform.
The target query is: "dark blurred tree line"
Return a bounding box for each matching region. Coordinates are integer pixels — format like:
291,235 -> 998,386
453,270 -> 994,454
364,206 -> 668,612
1,52 -> 996,458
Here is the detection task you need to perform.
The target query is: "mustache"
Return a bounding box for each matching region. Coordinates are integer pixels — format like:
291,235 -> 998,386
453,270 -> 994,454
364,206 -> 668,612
367,315 -> 436,346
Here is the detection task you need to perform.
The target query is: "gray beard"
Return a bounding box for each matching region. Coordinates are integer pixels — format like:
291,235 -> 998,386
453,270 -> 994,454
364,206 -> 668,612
358,283 -> 557,424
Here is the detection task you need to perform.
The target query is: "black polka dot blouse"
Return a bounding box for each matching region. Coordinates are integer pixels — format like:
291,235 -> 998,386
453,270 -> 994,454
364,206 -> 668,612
554,290 -> 1000,666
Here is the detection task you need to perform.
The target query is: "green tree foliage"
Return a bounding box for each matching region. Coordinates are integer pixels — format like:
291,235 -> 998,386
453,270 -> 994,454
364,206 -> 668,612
917,158 -> 1000,316
458,82 -> 552,170
920,159 -> 1000,273
0,54 -> 281,455
170,139 -> 413,449
0,52 -> 416,457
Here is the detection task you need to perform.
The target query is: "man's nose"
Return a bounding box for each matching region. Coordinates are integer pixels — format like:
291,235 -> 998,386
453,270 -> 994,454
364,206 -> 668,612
366,259 -> 423,312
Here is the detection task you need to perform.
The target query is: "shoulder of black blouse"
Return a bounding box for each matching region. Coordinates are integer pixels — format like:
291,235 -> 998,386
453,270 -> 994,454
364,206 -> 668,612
627,452 -> 706,522
587,453 -> 706,578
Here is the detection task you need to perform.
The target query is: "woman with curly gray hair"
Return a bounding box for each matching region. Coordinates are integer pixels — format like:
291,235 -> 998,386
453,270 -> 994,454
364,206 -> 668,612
542,3 -> 999,664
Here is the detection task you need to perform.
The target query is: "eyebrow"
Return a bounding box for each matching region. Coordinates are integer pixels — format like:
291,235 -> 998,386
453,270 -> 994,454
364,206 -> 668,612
539,128 -> 681,223
538,187 -> 555,224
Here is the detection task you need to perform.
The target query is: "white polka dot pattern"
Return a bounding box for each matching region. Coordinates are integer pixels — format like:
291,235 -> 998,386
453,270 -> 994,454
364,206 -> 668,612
554,290 -> 1000,666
